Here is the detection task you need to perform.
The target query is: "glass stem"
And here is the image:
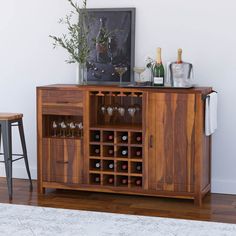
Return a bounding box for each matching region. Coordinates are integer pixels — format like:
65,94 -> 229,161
120,75 -> 122,84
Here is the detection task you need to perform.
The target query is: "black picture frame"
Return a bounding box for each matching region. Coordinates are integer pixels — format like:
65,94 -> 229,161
83,8 -> 136,84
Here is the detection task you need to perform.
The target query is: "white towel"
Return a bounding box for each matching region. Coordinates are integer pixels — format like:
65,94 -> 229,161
205,92 -> 218,136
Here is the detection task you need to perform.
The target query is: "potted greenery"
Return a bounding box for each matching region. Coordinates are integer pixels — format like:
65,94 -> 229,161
49,0 -> 89,84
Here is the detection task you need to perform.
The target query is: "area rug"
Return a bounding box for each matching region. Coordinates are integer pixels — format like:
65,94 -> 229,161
0,203 -> 236,236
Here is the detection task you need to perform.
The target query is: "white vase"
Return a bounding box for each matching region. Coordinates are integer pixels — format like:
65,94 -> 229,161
76,63 -> 87,85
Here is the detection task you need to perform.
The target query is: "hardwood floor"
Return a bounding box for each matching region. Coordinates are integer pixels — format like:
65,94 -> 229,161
0,178 -> 236,224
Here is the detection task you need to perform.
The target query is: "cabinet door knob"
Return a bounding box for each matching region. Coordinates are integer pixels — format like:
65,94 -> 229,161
149,135 -> 153,148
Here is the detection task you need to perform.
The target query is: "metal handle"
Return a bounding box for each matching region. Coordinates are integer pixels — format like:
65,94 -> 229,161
56,161 -> 69,164
149,135 -> 153,148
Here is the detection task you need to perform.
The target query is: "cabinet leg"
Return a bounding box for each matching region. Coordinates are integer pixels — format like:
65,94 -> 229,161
194,196 -> 202,207
38,186 -> 45,194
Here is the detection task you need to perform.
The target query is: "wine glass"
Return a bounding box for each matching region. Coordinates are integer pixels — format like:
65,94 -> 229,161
69,122 -> 76,138
60,121 -> 67,137
114,66 -> 128,84
76,122 -> 83,137
52,121 -> 58,137
133,67 -> 145,83
107,106 -> 114,117
128,106 -> 136,118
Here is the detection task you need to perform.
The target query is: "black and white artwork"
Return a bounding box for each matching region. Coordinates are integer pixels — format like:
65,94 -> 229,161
84,8 -> 135,84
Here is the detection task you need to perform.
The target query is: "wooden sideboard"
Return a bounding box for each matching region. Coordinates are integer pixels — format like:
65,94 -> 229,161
37,84 -> 212,206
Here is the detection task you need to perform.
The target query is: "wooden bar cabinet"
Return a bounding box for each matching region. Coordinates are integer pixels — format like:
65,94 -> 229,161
37,84 -> 212,206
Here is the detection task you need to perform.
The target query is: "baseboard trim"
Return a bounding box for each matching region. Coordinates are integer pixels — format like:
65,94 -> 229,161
0,166 -> 37,180
211,179 -> 236,194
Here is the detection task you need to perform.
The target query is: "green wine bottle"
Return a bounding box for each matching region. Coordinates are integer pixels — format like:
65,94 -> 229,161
152,48 -> 165,86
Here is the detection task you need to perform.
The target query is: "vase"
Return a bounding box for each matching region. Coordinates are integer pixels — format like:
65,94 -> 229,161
76,63 -> 87,85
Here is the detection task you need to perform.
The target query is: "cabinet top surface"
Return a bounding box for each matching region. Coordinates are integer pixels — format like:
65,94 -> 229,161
37,84 -> 212,94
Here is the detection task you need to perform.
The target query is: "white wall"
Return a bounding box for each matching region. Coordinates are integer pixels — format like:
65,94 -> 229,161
0,0 -> 235,194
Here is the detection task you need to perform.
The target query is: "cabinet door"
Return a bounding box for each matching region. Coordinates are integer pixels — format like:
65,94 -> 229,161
147,93 -> 195,193
42,138 -> 83,184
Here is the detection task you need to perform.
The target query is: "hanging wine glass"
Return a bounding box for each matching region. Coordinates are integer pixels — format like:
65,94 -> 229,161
114,66 -> 128,85
107,106 -> 114,117
52,121 -> 58,137
128,106 -> 136,118
76,122 -> 83,137
69,122 -> 76,138
60,121 -> 67,137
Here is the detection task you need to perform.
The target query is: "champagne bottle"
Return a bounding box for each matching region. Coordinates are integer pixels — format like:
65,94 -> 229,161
177,48 -> 183,64
153,48 -> 165,86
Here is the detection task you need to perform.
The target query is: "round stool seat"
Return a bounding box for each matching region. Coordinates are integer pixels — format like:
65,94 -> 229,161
0,113 -> 23,121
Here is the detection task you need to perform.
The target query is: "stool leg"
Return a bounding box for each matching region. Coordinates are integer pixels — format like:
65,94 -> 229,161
2,121 -> 13,200
0,123 -> 2,152
18,119 -> 33,191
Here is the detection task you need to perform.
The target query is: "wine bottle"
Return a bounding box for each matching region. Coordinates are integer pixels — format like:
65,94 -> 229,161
95,161 -> 101,169
136,135 -> 142,143
121,134 -> 128,142
108,163 -> 114,170
169,48 -> 193,87
108,177 -> 114,184
152,48 -> 165,86
108,148 -> 114,155
135,179 -> 142,186
121,148 -> 128,157
121,177 -> 128,185
94,176 -> 100,183
135,149 -> 142,157
136,163 -> 142,172
94,147 -> 100,155
94,132 -> 100,141
107,134 -> 114,142
121,163 -> 128,171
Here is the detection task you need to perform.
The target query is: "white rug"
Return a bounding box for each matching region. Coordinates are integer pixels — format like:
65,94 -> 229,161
0,203 -> 236,236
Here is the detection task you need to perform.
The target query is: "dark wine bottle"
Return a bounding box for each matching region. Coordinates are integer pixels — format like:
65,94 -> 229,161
136,163 -> 142,172
121,134 -> 128,142
108,163 -> 114,170
135,150 -> 142,157
121,163 -> 128,171
121,148 -> 128,157
121,177 -> 128,185
108,134 -> 114,141
95,161 -> 101,169
108,177 -> 114,184
94,176 -> 100,183
94,132 -> 100,141
152,48 -> 165,86
135,179 -> 142,186
94,147 -> 100,155
136,135 -> 142,143
108,148 -> 114,155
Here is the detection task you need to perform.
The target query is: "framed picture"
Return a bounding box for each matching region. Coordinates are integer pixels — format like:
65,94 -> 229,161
84,8 -> 136,84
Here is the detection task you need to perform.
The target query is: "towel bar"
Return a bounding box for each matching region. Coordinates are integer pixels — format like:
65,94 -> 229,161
202,90 -> 217,101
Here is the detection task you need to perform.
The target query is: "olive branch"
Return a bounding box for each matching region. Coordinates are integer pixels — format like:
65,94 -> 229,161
49,0 -> 89,64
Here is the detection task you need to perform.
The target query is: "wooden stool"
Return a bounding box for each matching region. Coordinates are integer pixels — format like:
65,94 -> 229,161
0,113 -> 33,200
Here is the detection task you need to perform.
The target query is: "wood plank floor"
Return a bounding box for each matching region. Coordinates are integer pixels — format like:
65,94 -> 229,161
0,178 -> 236,224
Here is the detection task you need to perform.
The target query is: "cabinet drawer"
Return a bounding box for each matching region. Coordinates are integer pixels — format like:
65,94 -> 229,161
42,138 -> 82,184
42,90 -> 83,104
